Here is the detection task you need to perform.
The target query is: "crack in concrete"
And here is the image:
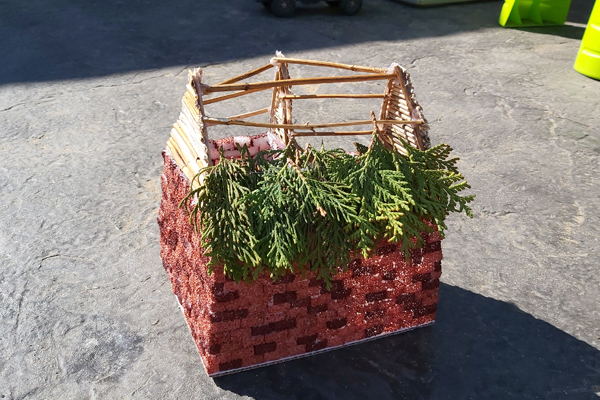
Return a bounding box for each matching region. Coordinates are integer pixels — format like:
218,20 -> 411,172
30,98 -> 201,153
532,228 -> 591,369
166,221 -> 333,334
22,175 -> 35,185
2,67 -> 191,108
14,280 -> 29,334
130,374 -> 153,396
547,116 -> 584,245
479,209 -> 516,217
481,88 -> 596,132
546,112 -> 594,130
313,28 -> 347,45
409,55 -> 434,67
0,102 -> 26,112
92,70 -> 183,90
1,97 -> 60,113
14,387 -> 40,400
38,253 -> 61,269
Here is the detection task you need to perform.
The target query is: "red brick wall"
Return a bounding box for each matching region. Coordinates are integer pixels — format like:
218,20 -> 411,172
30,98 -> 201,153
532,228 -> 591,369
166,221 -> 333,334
158,151 -> 442,376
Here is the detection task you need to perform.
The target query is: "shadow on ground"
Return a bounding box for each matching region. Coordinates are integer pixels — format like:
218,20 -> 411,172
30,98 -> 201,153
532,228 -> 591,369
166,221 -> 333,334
514,25 -> 587,40
215,283 -> 600,400
3,0 -> 595,85
0,0 -> 569,85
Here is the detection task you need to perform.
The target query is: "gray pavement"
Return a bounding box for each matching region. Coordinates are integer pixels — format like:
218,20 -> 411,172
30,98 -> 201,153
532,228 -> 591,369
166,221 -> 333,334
1,0 -> 599,398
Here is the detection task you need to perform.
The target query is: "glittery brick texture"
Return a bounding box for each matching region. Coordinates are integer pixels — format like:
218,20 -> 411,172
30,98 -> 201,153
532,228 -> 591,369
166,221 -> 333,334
158,152 -> 443,376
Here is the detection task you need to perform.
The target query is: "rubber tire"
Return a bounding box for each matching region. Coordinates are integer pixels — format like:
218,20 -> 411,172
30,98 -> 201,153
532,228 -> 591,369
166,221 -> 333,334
325,1 -> 340,6
270,0 -> 296,17
339,0 -> 362,15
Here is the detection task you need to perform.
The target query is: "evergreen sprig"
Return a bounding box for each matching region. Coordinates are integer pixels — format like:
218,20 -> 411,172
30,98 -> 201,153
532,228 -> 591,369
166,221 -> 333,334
182,132 -> 473,285
181,148 -> 261,281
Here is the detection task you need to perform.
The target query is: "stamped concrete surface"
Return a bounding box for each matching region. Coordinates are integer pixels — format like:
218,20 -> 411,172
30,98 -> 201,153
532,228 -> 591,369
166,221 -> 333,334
1,0 -> 599,398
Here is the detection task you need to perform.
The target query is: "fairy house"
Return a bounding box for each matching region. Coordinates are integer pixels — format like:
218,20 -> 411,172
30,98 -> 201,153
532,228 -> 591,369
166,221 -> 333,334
158,53 -> 445,376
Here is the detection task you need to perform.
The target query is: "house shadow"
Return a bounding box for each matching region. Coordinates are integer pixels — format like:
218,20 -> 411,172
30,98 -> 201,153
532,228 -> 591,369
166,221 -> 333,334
2,0 -> 597,85
0,0 -> 512,85
215,283 -> 600,400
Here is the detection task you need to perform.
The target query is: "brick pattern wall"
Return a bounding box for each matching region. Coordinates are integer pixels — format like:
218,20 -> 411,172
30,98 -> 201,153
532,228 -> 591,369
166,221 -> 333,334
158,152 -> 442,376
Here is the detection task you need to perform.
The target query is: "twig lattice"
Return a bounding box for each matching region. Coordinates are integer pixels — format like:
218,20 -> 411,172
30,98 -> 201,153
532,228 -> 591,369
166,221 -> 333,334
166,53 -> 430,185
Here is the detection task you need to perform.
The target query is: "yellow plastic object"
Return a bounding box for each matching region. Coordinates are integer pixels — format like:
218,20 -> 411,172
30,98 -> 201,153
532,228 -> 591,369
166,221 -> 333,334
499,0 -> 571,26
574,0 -> 600,80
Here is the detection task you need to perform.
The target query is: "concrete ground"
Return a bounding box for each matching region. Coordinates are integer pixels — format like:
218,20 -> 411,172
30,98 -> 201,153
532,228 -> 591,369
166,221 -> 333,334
1,0 -> 599,398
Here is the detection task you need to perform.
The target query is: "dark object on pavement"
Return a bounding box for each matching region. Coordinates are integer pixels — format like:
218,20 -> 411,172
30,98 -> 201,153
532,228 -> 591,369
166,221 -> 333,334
258,0 -> 363,17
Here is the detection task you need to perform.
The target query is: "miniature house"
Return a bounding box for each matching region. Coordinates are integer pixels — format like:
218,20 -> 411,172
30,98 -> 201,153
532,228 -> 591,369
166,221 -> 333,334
158,53 -> 442,376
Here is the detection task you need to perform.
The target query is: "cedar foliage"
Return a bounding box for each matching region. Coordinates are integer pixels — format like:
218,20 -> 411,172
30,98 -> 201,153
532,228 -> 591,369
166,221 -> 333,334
182,132 -> 473,285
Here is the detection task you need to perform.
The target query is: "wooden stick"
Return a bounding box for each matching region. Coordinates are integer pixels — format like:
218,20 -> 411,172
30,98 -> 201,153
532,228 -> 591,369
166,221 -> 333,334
282,69 -> 293,144
389,99 -> 411,113
379,79 -> 393,123
167,138 -> 185,170
173,121 -> 206,171
174,124 -> 201,172
389,129 -> 410,140
292,130 -> 374,137
269,76 -> 284,144
178,112 -> 209,169
387,105 -> 411,118
185,84 -> 198,101
390,128 -> 417,141
278,94 -> 385,100
390,126 -> 415,138
390,92 -> 408,101
204,73 -> 396,93
388,102 -> 411,115
171,127 -> 199,176
203,117 -> 423,129
216,63 -> 274,85
183,90 -> 197,107
271,57 -> 387,74
203,87 -> 269,105
182,94 -> 200,119
393,65 -> 423,150
227,107 -> 269,121
180,106 -> 199,125
390,87 -> 407,96
167,138 -> 194,181
388,92 -> 410,104
389,134 -> 417,151
189,68 -> 213,167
